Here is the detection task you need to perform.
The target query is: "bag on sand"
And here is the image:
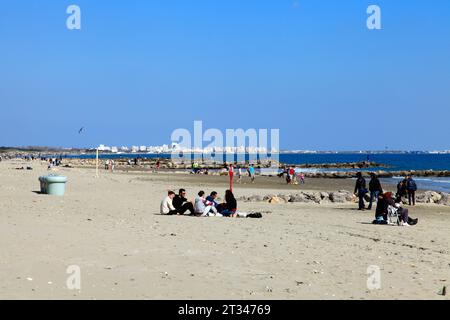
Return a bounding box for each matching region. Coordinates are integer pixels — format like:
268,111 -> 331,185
246,212 -> 262,218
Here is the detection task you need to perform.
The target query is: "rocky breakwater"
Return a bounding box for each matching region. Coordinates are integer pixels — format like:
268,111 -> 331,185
287,161 -> 387,169
238,190 -> 450,207
304,170 -> 450,179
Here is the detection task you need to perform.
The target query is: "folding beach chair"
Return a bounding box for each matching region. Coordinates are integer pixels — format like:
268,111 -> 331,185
387,205 -> 401,226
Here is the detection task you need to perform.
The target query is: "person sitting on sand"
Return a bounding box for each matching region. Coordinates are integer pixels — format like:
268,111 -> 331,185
374,192 -> 418,226
160,191 -> 178,215
206,191 -> 223,212
221,190 -> 238,217
194,191 -> 220,217
173,189 -> 195,215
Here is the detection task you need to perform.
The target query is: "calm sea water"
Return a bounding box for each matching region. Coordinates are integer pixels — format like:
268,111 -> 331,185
61,153 -> 450,192
64,153 -> 450,171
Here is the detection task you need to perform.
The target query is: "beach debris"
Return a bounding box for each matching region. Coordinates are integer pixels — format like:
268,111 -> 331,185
295,281 -> 304,286
104,266 -> 113,270
265,286 -> 273,293
26,277 -> 33,281
268,196 -> 284,204
170,233 -> 177,237
438,286 -> 447,296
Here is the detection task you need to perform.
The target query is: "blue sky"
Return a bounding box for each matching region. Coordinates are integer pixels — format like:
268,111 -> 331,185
1,0 -> 449,150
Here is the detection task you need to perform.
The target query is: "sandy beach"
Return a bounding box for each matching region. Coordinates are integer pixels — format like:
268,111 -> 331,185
0,159 -> 449,300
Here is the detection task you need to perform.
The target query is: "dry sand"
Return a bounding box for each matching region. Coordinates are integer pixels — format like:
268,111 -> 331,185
0,159 -> 449,300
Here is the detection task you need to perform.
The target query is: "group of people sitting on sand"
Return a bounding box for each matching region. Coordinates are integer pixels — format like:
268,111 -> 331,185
354,172 -> 419,226
161,188 -> 252,217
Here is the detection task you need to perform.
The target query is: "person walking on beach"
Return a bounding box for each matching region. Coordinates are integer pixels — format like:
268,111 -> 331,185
288,167 -> 295,184
248,165 -> 255,183
285,167 -> 291,184
368,173 -> 383,210
354,172 -> 368,210
406,175 -> 417,206
236,167 -> 242,184
300,172 -> 305,184
173,189 -> 195,215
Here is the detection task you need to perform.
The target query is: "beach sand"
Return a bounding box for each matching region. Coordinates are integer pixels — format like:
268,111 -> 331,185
0,159 -> 449,300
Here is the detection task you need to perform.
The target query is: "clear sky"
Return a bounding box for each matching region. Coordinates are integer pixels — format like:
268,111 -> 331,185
1,0 -> 449,150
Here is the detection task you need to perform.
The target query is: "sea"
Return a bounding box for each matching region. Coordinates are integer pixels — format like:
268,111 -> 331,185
61,153 -> 450,193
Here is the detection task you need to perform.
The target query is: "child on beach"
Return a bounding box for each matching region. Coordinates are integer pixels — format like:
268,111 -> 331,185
300,172 -> 305,184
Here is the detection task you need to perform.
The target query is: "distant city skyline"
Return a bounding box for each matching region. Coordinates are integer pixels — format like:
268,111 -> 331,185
1,1 -> 449,150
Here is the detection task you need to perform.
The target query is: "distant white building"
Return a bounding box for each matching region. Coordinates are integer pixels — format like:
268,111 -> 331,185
131,146 -> 139,153
98,144 -> 111,152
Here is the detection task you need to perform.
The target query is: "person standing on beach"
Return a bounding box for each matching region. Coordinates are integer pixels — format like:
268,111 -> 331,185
173,189 -> 195,215
368,173 -> 383,210
406,175 -> 417,206
236,167 -> 242,183
300,172 -> 305,184
396,178 -> 408,202
354,172 -> 368,210
247,165 -> 255,183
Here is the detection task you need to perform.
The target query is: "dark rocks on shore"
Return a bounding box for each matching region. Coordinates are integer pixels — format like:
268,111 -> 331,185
284,161 -> 388,169
240,190 -> 450,207
304,170 -> 450,179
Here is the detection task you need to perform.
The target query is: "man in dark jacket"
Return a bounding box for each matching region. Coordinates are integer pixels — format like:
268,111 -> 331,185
172,188 -> 195,215
406,175 -> 417,206
368,173 -> 383,210
354,172 -> 368,210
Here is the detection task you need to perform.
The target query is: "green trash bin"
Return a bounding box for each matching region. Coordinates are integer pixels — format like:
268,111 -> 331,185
38,175 -> 68,196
